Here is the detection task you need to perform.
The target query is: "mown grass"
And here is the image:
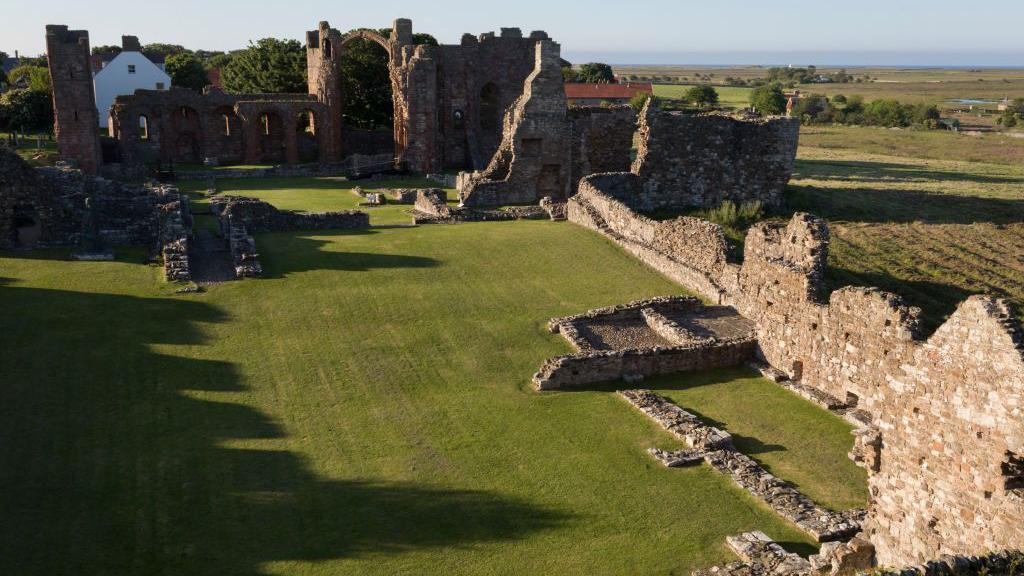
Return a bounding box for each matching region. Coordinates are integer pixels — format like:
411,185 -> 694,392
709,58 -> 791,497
791,125 -> 1024,331
179,175 -> 452,227
0,197 -> 866,574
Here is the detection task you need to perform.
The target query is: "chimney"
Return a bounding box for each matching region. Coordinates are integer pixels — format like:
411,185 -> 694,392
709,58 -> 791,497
14,50 -> 18,59
122,35 -> 141,52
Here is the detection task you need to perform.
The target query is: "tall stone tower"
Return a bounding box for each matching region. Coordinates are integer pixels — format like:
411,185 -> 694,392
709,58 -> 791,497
306,21 -> 343,163
45,25 -> 102,175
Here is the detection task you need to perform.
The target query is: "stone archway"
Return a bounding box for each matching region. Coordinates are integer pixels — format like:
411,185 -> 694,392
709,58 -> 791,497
337,30 -> 400,160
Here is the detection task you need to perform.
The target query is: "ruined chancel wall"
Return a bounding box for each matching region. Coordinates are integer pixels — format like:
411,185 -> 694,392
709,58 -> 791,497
569,180 -> 1024,565
456,42 -> 637,207
631,105 -> 799,210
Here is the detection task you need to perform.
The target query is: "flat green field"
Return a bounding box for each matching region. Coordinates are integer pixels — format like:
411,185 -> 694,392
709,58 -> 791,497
653,84 -> 753,108
791,125 -> 1024,331
180,175 -> 451,227
0,193 -> 866,574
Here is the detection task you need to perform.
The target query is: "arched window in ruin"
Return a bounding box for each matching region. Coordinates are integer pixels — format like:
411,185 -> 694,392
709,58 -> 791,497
480,83 -> 501,131
258,111 -> 285,163
138,115 -> 149,140
223,114 -> 231,136
323,38 -> 332,58
296,110 -> 315,135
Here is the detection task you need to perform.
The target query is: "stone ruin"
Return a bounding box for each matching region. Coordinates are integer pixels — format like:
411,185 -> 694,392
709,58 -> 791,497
541,133 -> 1024,569
0,146 -> 190,280
209,196 -> 370,279
46,20 -> 576,177
456,40 -> 637,207
26,16 -> 1024,574
410,189 -> 556,224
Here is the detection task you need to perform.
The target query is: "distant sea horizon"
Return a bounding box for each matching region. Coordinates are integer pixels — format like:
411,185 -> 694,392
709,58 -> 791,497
563,50 -> 1024,68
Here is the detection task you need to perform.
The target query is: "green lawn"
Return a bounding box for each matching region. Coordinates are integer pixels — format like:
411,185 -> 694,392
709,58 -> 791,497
179,176 -> 452,227
0,197 -> 866,574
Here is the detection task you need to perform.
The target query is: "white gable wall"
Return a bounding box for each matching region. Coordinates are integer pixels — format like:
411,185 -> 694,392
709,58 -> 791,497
94,51 -> 172,128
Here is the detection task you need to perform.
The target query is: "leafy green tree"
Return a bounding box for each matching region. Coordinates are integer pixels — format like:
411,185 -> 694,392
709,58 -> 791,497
91,45 -> 122,56
576,63 -> 615,84
629,92 -> 652,111
832,94 -> 847,104
165,52 -> 209,92
143,43 -> 190,58
221,38 -> 307,94
338,29 -> 437,130
205,52 -> 235,71
8,65 -> 51,93
0,88 -> 53,132
685,85 -> 719,107
749,83 -> 786,115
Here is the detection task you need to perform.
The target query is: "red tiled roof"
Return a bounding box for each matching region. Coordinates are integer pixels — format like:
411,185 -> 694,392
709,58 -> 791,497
564,82 -> 653,100
207,68 -> 222,89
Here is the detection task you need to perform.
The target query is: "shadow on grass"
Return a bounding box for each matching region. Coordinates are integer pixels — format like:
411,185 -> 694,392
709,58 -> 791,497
255,229 -> 440,279
0,284 -> 568,575
785,183 -> 1024,225
794,158 -> 1024,186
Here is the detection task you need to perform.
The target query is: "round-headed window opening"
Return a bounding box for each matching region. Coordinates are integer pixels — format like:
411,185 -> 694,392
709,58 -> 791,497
138,115 -> 149,140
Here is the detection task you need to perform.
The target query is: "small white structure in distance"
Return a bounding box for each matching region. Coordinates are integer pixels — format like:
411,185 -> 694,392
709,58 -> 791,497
93,36 -> 171,128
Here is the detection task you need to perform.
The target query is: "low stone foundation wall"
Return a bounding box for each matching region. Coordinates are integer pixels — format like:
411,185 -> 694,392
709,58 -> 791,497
411,189 -> 550,224
621,390 -> 864,543
533,338 -> 755,390
211,196 -> 369,233
226,220 -> 261,278
568,179 -> 737,303
154,184 -> 191,282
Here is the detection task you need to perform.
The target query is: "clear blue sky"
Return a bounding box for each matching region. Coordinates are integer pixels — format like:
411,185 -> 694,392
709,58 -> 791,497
5,0 -> 1024,65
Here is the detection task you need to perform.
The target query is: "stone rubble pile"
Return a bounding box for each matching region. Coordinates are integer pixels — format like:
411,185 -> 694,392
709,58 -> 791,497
411,189 -> 550,224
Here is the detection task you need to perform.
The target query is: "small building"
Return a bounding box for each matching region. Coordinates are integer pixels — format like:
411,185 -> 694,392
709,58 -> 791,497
93,35 -> 171,128
2,51 -> 23,74
998,97 -> 1012,112
564,82 -> 653,106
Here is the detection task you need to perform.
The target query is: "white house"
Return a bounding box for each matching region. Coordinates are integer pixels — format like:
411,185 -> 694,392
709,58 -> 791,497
93,36 -> 171,128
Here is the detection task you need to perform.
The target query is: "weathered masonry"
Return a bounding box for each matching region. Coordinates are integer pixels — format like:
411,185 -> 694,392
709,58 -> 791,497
47,20 -> 565,176
565,150 -> 1024,567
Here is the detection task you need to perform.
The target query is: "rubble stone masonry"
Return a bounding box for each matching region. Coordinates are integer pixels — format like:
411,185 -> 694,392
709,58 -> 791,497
568,179 -> 1024,565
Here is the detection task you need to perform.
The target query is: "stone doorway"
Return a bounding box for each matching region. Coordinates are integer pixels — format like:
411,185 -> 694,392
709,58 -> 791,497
14,206 -> 41,248
537,164 -> 564,200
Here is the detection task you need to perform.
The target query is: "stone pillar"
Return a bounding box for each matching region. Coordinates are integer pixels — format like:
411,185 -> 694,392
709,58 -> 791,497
283,112 -> 299,165
306,22 -> 343,162
243,115 -> 261,165
46,25 -> 103,175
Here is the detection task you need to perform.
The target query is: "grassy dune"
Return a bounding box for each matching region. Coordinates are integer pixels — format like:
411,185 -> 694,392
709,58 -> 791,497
0,210 -> 865,575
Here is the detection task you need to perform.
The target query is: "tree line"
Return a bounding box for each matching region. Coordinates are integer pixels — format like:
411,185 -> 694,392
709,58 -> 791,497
0,31 -> 438,135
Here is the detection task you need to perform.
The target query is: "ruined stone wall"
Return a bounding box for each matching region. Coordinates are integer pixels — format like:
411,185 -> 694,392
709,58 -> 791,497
864,297 -> 1024,565
46,25 -> 102,175
567,181 -> 1024,564
109,88 -> 329,167
568,106 -> 637,193
569,175 -> 737,300
211,196 -> 369,233
0,147 -> 84,248
534,339 -> 756,391
630,107 -> 799,210
457,39 -> 571,206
